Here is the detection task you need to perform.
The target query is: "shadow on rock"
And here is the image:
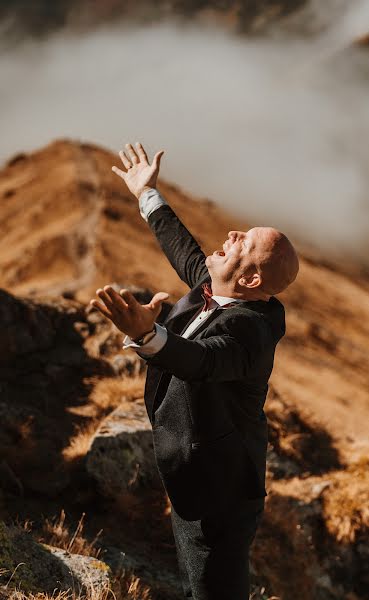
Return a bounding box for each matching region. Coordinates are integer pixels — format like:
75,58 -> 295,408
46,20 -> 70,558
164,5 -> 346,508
266,386 -> 342,479
0,289 -> 113,497
0,521 -> 110,595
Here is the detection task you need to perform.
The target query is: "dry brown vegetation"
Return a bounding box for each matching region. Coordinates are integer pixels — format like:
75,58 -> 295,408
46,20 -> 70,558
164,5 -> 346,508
0,572 -> 153,600
322,456 -> 369,543
41,511 -> 102,559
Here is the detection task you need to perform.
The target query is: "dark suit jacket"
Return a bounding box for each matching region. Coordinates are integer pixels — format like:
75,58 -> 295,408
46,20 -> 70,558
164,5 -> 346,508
143,204 -> 285,520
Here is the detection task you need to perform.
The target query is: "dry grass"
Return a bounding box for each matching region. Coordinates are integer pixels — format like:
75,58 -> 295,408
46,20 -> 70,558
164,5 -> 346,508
40,511 -> 102,559
0,570 -> 153,600
322,455 -> 369,543
0,573 -> 153,600
2,590 -> 112,600
88,377 -> 145,412
62,423 -> 98,463
250,588 -> 280,600
62,375 -> 145,463
118,573 -> 152,600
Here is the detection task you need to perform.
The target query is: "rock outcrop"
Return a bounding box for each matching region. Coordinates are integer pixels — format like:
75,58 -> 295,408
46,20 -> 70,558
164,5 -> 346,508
0,522 -> 110,595
0,286 -> 165,499
0,289 -> 93,495
86,402 -> 162,498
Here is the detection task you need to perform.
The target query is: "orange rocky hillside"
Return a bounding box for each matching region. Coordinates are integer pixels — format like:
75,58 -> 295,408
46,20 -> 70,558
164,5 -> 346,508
1,139 -> 369,599
1,139 -> 368,460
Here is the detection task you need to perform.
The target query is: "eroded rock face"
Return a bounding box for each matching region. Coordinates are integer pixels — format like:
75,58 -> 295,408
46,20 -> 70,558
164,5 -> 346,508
0,290 -> 93,496
0,289 -> 85,361
0,287 -> 154,498
86,403 -> 162,497
0,522 -> 110,595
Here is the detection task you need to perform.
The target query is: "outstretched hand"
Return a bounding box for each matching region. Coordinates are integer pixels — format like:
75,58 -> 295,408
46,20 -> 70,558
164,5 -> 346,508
112,142 -> 164,199
90,286 -> 169,340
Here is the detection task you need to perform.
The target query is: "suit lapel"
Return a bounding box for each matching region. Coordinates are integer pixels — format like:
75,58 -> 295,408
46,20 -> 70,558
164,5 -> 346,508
164,275 -> 210,326
172,302 -> 203,335
183,306 -> 222,339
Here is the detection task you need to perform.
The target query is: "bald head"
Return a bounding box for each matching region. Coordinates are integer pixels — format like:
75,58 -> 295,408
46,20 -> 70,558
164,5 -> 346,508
206,225 -> 299,300
248,227 -> 299,295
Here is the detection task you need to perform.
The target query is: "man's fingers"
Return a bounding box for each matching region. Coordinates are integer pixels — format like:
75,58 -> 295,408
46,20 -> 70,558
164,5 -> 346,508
119,289 -> 139,308
89,299 -> 113,320
112,165 -> 126,180
104,285 -> 128,309
118,150 -> 132,170
125,143 -> 139,165
151,150 -> 164,172
135,142 -> 148,164
96,287 -> 114,307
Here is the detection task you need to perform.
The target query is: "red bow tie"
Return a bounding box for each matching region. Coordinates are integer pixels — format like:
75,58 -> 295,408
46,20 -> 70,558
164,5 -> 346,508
201,283 -> 237,312
201,282 -> 213,311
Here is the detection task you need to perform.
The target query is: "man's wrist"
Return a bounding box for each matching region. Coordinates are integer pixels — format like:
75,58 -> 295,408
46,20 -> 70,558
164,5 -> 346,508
122,323 -> 167,357
138,188 -> 167,222
138,186 -> 157,201
132,325 -> 156,345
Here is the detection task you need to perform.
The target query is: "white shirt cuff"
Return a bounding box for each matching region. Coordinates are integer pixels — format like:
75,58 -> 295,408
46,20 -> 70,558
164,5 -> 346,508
139,188 -> 168,222
122,323 -> 168,357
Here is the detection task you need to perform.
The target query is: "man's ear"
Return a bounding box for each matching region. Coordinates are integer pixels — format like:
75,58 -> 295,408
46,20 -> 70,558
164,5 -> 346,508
238,272 -> 262,289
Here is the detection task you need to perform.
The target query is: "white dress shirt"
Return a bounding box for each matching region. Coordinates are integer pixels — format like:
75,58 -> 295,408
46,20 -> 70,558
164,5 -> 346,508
123,188 -> 243,357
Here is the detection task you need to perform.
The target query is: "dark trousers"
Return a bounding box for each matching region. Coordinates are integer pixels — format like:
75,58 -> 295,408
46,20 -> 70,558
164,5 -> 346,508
170,497 -> 265,600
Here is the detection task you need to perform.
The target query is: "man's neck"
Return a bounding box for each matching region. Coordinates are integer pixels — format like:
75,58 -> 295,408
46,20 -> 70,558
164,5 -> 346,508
210,283 -> 271,302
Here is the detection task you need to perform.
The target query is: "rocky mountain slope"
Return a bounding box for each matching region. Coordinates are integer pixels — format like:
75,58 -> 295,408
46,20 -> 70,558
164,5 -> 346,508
0,139 -> 368,599
1,139 -> 368,454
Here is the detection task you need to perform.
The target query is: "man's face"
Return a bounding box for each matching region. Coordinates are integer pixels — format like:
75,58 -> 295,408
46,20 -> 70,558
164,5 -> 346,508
205,228 -> 258,286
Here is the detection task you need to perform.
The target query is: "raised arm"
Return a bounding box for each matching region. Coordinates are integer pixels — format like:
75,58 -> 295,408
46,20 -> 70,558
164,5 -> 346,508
147,202 -> 208,289
112,142 -> 208,289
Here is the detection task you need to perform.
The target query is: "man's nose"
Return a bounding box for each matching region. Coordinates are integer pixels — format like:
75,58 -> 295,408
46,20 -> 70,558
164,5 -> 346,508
228,231 -> 244,242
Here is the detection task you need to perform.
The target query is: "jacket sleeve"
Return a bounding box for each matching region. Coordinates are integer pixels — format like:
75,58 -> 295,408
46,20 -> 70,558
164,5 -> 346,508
147,204 -> 209,289
145,314 -> 265,382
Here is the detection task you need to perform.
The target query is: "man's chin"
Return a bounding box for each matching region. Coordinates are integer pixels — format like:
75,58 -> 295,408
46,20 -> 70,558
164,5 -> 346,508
206,255 -> 216,271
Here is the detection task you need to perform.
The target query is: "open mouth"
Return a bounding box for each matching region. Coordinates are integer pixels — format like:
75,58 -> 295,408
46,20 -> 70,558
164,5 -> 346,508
213,250 -> 225,256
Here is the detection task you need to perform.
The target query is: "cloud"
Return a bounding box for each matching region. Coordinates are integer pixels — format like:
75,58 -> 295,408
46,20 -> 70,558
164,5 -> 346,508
1,2 -> 369,263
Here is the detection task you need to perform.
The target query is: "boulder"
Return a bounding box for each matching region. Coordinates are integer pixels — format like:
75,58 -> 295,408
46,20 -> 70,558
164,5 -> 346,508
46,547 -> 111,594
0,290 -> 84,363
86,402 -> 161,498
0,522 -> 110,595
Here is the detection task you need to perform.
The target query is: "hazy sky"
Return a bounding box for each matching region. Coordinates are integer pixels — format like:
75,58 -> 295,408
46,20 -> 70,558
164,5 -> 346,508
1,0 -> 369,263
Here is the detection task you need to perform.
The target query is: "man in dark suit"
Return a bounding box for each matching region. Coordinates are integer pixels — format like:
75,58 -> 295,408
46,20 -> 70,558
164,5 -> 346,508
90,142 -> 299,600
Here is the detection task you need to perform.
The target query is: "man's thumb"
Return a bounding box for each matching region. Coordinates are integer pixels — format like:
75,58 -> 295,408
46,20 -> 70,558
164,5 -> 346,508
149,292 -> 169,315
152,150 -> 164,172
